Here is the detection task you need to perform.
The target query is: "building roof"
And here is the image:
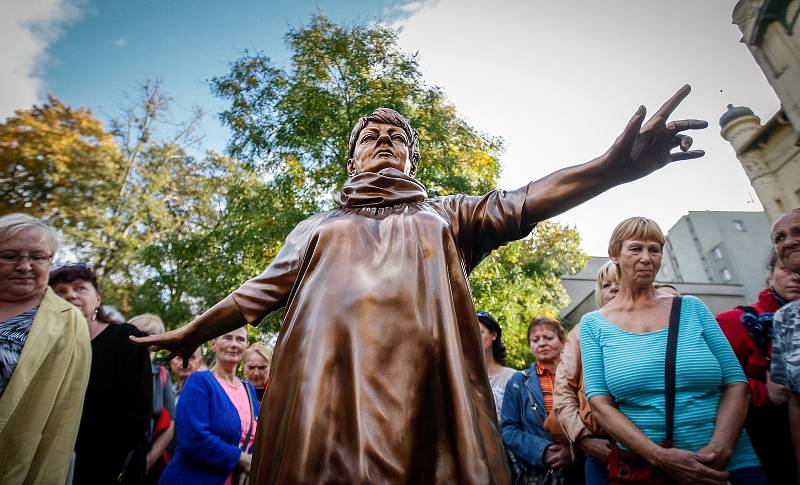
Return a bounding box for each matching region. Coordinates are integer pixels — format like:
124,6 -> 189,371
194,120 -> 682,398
719,104 -> 755,128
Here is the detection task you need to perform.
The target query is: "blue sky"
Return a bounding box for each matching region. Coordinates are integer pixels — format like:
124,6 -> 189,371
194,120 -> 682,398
16,0 -> 406,153
3,0 -> 779,255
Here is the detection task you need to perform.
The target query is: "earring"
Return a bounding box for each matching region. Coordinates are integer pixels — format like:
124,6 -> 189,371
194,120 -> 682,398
92,306 -> 99,321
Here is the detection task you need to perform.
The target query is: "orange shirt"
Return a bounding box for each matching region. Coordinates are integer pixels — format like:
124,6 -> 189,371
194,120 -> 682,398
535,361 -> 556,414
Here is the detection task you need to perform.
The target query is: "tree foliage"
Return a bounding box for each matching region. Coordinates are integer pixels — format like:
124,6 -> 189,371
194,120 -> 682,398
2,16 -> 588,348
471,222 -> 589,368
211,15 -> 502,199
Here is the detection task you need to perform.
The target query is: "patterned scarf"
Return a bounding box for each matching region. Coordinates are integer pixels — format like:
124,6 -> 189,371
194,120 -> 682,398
739,288 -> 787,353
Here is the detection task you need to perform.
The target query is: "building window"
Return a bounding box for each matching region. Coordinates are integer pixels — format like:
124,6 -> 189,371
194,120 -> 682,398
721,268 -> 733,282
733,220 -> 746,232
712,247 -> 723,260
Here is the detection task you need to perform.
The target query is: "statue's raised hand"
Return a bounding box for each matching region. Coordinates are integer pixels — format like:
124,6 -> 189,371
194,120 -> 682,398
604,84 -> 707,183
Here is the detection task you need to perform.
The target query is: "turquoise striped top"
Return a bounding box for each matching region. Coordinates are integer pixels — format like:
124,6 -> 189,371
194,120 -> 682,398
580,296 -> 759,471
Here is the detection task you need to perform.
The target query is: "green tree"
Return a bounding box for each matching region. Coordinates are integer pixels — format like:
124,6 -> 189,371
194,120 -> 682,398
204,15 -> 588,344
211,15 -> 502,200
470,222 -> 589,369
0,96 -> 124,252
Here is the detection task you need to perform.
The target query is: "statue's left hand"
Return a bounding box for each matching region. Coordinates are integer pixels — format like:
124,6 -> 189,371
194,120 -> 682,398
603,84 -> 707,183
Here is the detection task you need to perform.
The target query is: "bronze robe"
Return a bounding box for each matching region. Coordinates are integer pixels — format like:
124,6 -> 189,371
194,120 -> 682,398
234,168 -> 535,484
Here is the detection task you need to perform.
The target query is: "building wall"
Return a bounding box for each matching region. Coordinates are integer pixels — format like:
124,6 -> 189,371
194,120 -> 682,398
724,1 -> 800,223
733,0 -> 800,130
657,211 -> 772,302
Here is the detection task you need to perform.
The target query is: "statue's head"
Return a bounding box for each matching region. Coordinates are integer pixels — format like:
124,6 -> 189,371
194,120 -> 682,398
347,108 -> 420,177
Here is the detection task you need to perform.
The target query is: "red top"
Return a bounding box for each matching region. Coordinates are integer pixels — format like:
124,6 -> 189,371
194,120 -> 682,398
535,361 -> 556,414
716,288 -> 780,407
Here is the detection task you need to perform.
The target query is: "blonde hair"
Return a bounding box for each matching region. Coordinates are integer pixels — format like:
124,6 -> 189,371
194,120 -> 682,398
0,213 -> 59,254
608,217 -> 665,259
527,316 -> 565,343
594,260 -> 618,308
129,313 -> 165,336
243,342 -> 272,365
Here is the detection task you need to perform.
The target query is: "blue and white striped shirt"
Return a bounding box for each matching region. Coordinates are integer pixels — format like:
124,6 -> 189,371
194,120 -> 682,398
580,295 -> 759,471
0,307 -> 38,397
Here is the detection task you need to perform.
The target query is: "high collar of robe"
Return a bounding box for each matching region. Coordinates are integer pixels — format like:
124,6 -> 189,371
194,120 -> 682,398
336,167 -> 428,208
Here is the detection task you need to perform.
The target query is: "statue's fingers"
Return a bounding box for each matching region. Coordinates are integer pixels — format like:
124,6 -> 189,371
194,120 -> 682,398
666,119 -> 708,136
652,84 -> 691,120
129,334 -> 158,348
669,149 -> 705,162
615,105 -> 646,154
668,134 -> 693,152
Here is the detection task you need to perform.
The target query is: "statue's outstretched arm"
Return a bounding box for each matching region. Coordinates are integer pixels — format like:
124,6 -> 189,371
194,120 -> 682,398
520,85 -> 706,225
131,296 -> 247,366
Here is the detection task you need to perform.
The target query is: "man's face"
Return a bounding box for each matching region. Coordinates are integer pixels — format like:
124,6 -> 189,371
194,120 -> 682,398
772,211 -> 800,273
348,121 -> 412,176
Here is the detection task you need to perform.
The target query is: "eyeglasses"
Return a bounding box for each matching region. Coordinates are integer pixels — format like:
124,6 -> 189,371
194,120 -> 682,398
0,252 -> 53,266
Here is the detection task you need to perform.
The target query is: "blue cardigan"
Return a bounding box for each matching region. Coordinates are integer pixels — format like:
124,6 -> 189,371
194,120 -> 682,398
500,365 -> 553,469
159,371 -> 260,485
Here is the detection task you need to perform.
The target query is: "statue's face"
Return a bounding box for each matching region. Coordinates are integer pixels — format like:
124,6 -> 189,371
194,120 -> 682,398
348,121 -> 412,176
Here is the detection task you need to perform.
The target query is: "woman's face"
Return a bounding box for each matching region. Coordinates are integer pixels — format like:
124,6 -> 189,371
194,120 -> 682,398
771,260 -> 800,302
0,229 -> 52,303
244,353 -> 270,388
52,279 -> 101,321
600,275 -> 620,307
613,239 -> 662,288
478,322 -> 497,353
529,325 -> 564,365
348,121 -> 412,176
212,328 -> 248,368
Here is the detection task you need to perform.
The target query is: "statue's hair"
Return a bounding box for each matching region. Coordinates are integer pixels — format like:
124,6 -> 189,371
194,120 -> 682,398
348,108 -> 420,173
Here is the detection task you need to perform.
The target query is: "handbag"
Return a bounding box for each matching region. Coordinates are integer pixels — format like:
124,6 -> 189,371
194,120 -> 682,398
606,296 -> 682,485
232,380 -> 256,485
506,372 -> 566,485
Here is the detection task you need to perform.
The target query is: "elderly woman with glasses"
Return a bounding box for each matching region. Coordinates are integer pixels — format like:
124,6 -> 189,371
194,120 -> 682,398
50,264 -> 152,485
0,213 -> 91,484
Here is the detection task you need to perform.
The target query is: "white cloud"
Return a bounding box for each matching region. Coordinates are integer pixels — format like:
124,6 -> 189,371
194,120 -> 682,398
0,0 -> 84,119
395,0 -> 779,254
113,37 -> 127,47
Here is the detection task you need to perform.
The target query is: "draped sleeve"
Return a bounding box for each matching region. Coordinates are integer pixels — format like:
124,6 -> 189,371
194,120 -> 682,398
436,183 -> 537,272
231,214 -> 325,325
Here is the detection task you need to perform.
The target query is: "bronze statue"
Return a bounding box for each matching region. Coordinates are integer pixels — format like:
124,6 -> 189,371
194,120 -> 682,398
134,85 -> 706,484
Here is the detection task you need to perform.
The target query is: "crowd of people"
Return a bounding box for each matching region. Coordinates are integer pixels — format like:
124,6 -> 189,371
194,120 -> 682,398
2,209 -> 799,484
0,213 -> 271,485
1,94 -> 799,484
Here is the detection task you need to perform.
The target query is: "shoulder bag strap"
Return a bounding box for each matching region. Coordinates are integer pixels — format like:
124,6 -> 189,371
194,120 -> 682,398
239,379 -> 255,452
664,296 -> 682,443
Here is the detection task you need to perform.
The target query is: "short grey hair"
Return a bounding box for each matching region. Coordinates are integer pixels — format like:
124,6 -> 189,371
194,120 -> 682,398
0,213 -> 59,254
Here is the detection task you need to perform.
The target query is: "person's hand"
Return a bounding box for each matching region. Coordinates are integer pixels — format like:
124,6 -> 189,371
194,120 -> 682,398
130,325 -> 199,368
145,450 -> 157,472
602,85 -> 707,184
543,443 -> 572,469
238,453 -> 252,473
767,372 -> 791,405
577,437 -> 611,463
654,447 -> 729,485
695,443 -> 732,471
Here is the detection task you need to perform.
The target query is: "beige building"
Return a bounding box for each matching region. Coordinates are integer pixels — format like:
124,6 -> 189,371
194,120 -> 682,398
721,0 -> 800,222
